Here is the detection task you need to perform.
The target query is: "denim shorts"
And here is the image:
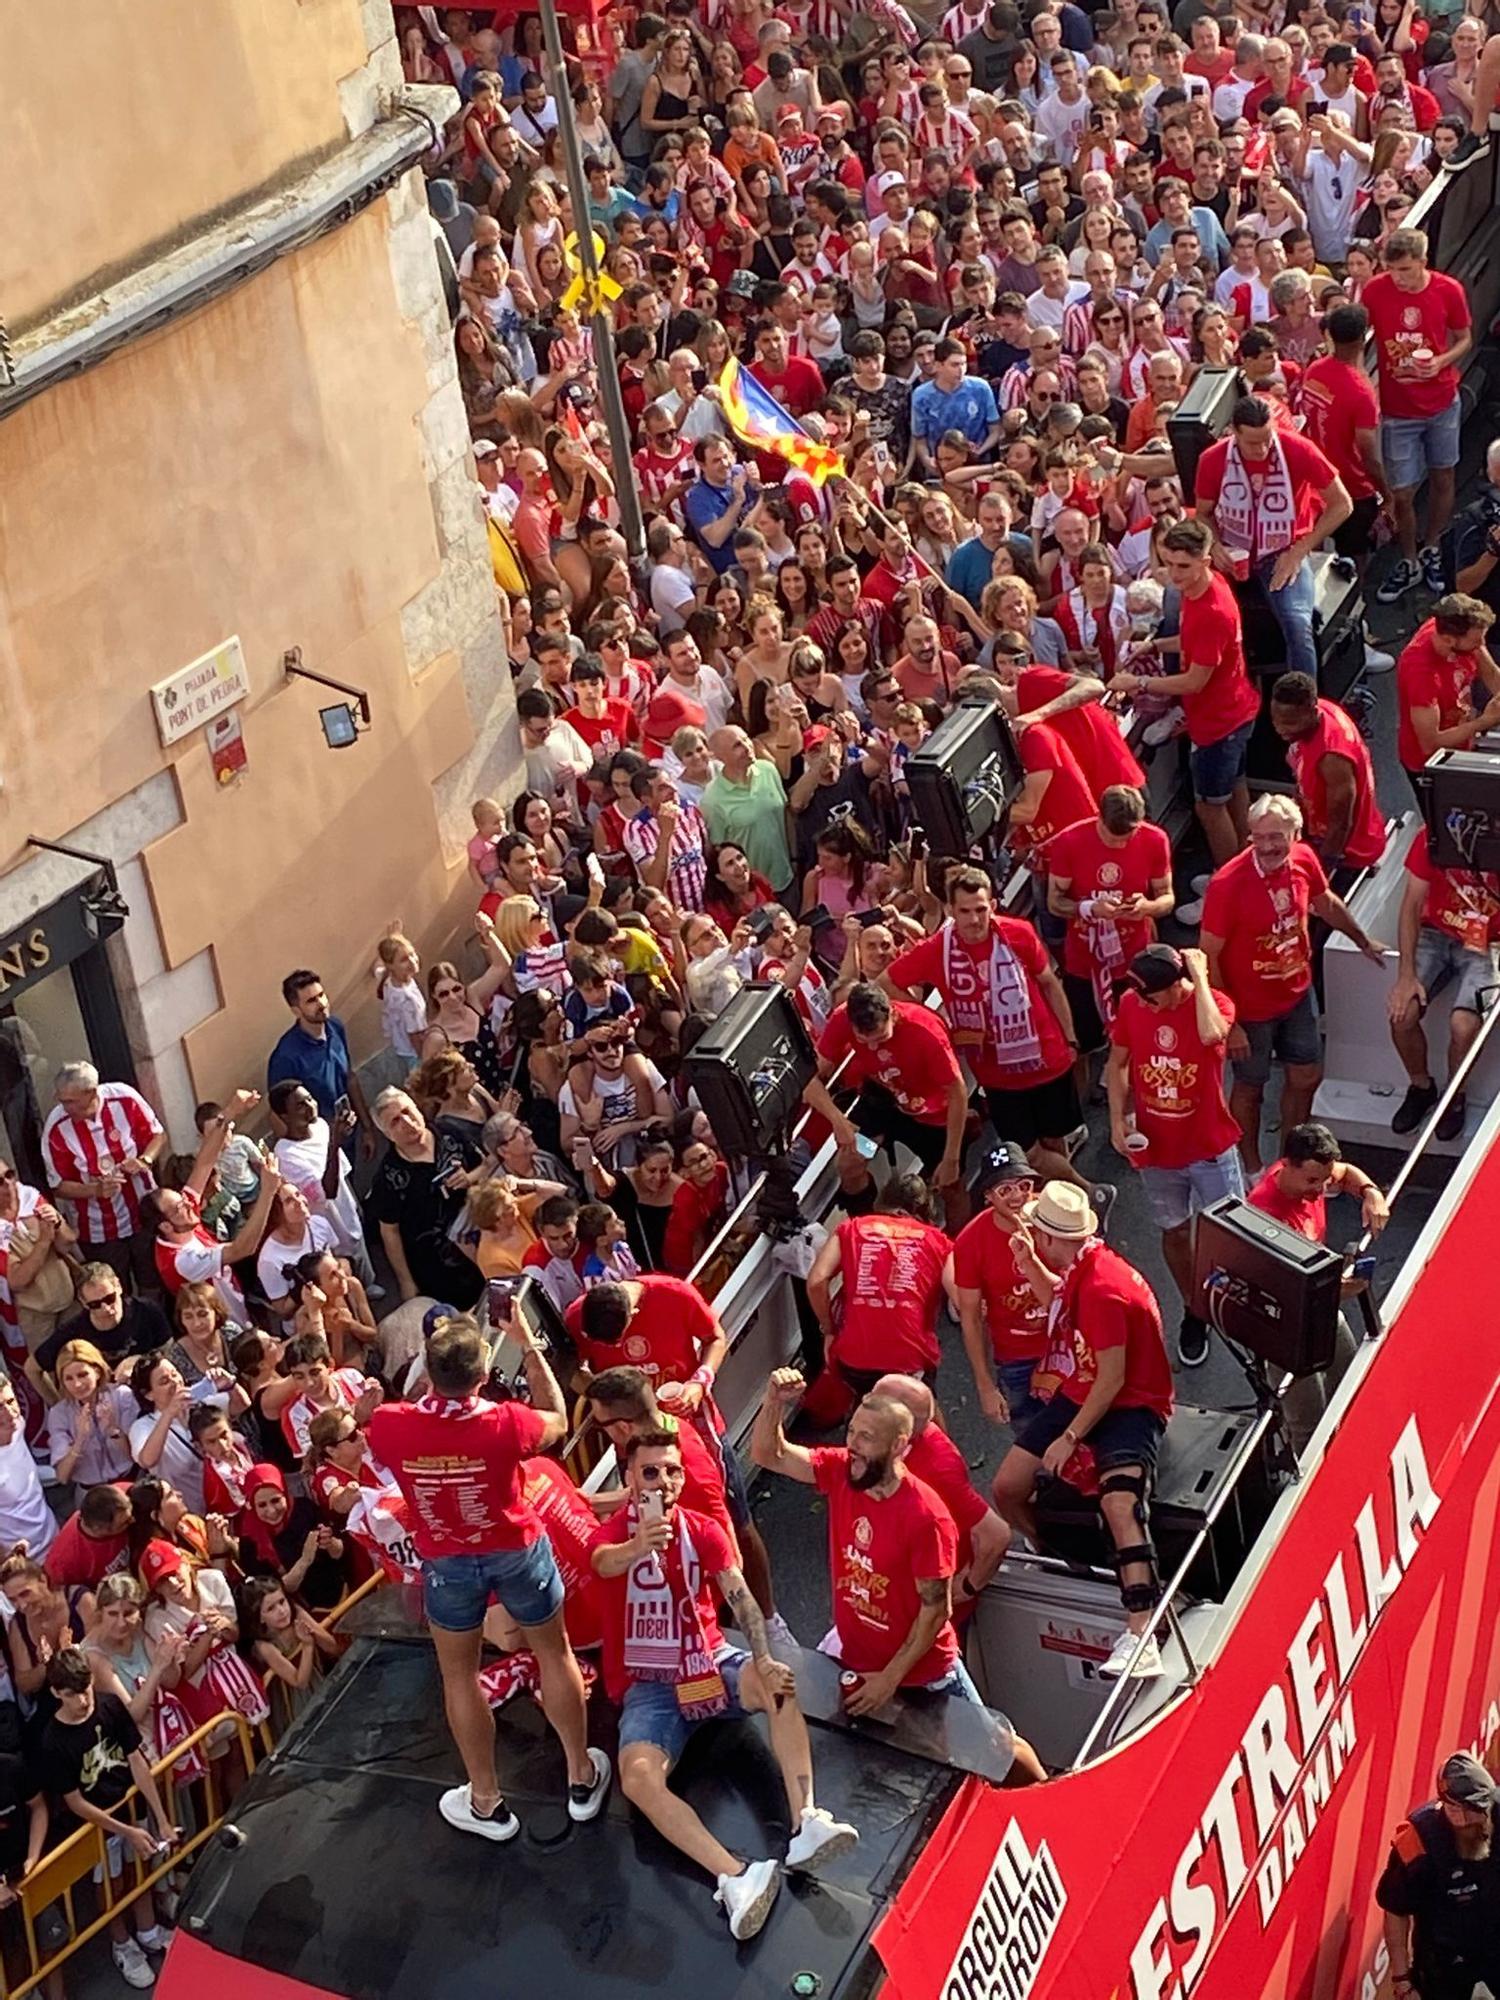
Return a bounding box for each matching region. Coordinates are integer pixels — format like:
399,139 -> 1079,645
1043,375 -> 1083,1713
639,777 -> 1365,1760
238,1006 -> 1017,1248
998,1357 -> 1045,1429
718,1430 -> 753,1530
1139,1145 -> 1245,1232
422,1533 -> 566,1633
1414,928 -> 1497,1017
1189,719 -> 1254,806
1235,987 -> 1322,1086
920,1657 -> 984,1704
619,1647 -> 750,1764
1381,395 -> 1462,490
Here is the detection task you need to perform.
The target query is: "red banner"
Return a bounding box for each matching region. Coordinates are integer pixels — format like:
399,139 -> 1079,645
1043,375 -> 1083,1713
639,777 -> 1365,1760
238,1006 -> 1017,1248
876,1126 -> 1500,2000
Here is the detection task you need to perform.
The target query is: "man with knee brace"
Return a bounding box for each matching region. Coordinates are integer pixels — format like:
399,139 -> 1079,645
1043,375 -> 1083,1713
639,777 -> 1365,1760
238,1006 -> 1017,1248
990,1180 -> 1175,1680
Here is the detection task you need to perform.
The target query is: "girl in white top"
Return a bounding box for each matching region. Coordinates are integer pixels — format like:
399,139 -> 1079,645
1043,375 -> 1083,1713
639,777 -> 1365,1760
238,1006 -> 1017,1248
375,931 -> 426,1067
128,1352 -> 229,1518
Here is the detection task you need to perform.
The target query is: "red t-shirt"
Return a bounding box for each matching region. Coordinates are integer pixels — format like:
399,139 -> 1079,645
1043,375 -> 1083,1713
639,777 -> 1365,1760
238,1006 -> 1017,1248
1285,699 -> 1386,866
885,921 -> 1072,1091
521,1456 -> 603,1651
1046,818 -> 1172,981
565,1275 -> 720,1393
1014,721 -> 1098,854
1110,985 -> 1241,1170
365,1396 -> 549,1558
1177,574 -> 1260,749
951,1212 -> 1049,1362
1044,1240 -> 1173,1421
1404,835 -> 1500,953
904,1426 -> 989,1575
1396,620 -> 1474,773
1200,843 -> 1329,1022
569,699 -> 639,760
748,354 -> 827,480
810,1449 -> 959,1685
1195,431 -> 1337,555
44,1511 -> 131,1589
589,1504 -> 736,1703
1017,665 -> 1145,796
817,997 -> 964,1123
1362,269 -> 1471,421
832,1214 -> 951,1374
1247,1163 -> 1325,1243
1299,357 -> 1380,504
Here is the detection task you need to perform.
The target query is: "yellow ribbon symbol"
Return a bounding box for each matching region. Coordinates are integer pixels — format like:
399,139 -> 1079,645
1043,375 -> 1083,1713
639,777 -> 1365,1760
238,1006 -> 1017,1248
560,230 -> 622,319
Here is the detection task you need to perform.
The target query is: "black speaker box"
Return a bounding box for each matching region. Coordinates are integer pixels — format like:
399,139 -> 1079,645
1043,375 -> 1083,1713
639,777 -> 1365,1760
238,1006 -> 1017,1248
1191,1196 -> 1343,1377
681,982 -> 816,1159
905,698 -> 1024,857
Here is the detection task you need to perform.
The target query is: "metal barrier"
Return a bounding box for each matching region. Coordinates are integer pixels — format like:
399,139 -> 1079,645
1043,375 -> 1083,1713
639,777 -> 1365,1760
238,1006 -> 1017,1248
3,1572 -> 388,1999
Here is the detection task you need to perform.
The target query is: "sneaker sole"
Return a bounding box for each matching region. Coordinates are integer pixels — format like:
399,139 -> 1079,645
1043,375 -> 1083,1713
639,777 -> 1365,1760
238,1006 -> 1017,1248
729,1869 -> 782,1939
567,1748 -> 614,1823
1177,1343 -> 1209,1369
787,1827 -> 860,1874
438,1795 -> 521,1842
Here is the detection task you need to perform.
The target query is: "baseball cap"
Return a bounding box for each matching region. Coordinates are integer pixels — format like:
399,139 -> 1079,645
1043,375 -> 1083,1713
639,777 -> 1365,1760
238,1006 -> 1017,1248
971,1141 -> 1036,1198
1441,1754 -> 1497,1809
802,723 -> 834,750
422,1302 -> 461,1337
1130,943 -> 1188,995
777,101 -> 804,125
873,170 -> 908,197
817,103 -> 847,128
645,684 -> 708,745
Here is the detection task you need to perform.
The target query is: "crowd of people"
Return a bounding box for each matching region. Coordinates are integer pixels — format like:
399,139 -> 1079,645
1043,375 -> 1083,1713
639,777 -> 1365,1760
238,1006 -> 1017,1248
3,0 -> 1500,1971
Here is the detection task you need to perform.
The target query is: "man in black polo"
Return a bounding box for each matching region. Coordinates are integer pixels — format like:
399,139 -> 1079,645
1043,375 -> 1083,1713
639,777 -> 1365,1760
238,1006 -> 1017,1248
1377,1752 -> 1500,2000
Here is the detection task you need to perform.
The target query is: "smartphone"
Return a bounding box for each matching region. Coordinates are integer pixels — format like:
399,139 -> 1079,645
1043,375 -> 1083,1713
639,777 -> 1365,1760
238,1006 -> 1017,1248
1349,1255 -> 1377,1283
854,1133 -> 880,1161
801,903 -> 831,931
744,905 -> 777,942
333,1093 -> 352,1124
909,827 -> 927,862
487,1275 -> 524,1330
855,907 -> 888,929
639,1488 -> 665,1525
1307,99 -> 1329,116
692,366 -> 708,391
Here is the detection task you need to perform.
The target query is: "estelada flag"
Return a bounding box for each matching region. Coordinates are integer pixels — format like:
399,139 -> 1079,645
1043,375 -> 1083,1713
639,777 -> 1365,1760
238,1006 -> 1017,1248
717,358 -> 842,485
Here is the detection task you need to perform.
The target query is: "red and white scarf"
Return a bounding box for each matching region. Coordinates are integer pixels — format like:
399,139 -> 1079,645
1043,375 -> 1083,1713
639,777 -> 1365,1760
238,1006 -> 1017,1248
622,1508 -> 729,1719
1214,434 -> 1296,558
942,918 -> 1043,1072
1055,586 -> 1130,675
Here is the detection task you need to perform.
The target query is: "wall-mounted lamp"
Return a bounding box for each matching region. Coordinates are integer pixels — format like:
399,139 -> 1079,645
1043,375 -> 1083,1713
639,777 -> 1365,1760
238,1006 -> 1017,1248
283,646 -> 372,749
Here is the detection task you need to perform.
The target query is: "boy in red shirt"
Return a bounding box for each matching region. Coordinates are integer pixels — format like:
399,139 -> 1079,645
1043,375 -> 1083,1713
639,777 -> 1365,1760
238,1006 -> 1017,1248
953,1143 -> 1049,1429
567,656 -> 638,762
1111,517 -> 1261,887
991,1181 -> 1175,1680
589,1429 -> 858,1940
366,1312 -> 610,1842
1201,794 -> 1384,1170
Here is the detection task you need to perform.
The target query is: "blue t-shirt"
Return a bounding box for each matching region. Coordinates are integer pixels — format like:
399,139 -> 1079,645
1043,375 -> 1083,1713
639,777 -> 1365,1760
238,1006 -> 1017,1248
910,376 -> 1000,451
266,1017 -> 352,1120
1144,205 -> 1231,271
684,476 -> 753,574
945,529 -> 1037,609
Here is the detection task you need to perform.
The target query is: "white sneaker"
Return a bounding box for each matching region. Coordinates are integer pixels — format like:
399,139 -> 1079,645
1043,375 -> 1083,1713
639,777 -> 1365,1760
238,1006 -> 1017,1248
1190,872 -> 1213,896
438,1784 -> 521,1842
113,1940 -> 156,1989
1364,642 -> 1396,673
1174,897 -> 1204,927
764,1611 -> 798,1655
785,1806 -> 860,1874
1098,1629 -> 1164,1681
1063,1122 -> 1089,1155
135,1925 -> 171,1953
567,1745 -> 613,1823
1141,705 -> 1184,747
715,1857 -> 782,1938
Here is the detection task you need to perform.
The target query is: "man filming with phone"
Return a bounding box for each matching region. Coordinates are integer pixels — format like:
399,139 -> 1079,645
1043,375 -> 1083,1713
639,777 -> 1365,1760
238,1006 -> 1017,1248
367,1310 -> 612,1843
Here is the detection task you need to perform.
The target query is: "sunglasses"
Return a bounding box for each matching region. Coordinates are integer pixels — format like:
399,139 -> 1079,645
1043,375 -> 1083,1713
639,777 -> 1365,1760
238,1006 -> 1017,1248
590,1034 -> 628,1052
83,1293 -> 122,1312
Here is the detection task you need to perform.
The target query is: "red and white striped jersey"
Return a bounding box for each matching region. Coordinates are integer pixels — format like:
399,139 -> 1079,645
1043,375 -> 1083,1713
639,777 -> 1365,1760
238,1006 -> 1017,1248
999,354 -> 1079,410
778,0 -> 850,42
879,84 -> 924,137
633,438 -> 696,514
781,255 -> 836,297
1122,337 -> 1192,401
1061,290 -> 1135,357
913,109 -> 978,161
941,0 -> 989,36
42,1083 -> 162,1243
623,802 -> 711,912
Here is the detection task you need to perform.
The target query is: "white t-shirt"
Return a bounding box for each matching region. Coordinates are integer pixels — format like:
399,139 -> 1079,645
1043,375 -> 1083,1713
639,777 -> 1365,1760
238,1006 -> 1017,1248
0,1427 -> 55,1559
1212,71 -> 1257,121
167,1233 -> 246,1320
274,1124 -> 367,1260
558,1057 -> 667,1167
1034,90 -> 1091,164
1299,146 -> 1367,264
380,979 -> 428,1061
129,1383 -> 230,1518
650,563 -> 697,634
256,1214 -> 337,1307
145,1565 -> 237,1661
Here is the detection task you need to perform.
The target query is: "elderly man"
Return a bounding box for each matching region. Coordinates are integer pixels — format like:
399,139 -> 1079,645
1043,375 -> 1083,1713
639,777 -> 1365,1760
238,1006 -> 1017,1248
701,727 -> 793,895
1124,350 -> 1186,454
41,1064 -> 165,1295
999,325 -> 1077,412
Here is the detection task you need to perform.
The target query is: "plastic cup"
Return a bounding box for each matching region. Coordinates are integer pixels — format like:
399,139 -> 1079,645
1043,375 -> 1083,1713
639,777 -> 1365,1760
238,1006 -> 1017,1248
1412,347 -> 1434,369
1226,548 -> 1251,584
1125,1131 -> 1150,1156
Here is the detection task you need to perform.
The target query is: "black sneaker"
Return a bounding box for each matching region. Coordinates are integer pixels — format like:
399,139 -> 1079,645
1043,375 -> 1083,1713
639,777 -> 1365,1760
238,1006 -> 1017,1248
1375,557 -> 1420,606
1391,1081 -> 1438,1136
1178,1315 -> 1211,1368
1419,545 -> 1446,594
1435,1092 -> 1467,1144
1091,1183 -> 1118,1235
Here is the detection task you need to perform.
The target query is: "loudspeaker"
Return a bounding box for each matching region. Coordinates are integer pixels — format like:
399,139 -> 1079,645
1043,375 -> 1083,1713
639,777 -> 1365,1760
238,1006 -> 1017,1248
1418,748 -> 1500,872
906,699 -> 1024,857
1191,1196 -> 1344,1377
681,982 -> 816,1159
1167,365 -> 1239,493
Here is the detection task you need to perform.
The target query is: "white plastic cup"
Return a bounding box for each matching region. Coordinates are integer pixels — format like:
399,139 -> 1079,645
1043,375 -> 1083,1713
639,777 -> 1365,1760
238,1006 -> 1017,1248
1125,1131 -> 1150,1155
1226,547 -> 1251,584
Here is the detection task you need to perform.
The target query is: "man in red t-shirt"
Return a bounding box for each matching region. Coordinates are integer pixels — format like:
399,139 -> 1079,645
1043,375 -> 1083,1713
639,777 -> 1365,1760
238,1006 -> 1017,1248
804,980 -> 971,1218
1194,395 -> 1351,684
568,1277 -> 778,1623
1107,944 -> 1243,1367
747,320 -> 825,482
873,1374 -> 1018,1628
366,1313 -> 609,1842
1363,228 -> 1472,602
1016,662 -> 1146,797
753,1372 -> 980,1712
887,867 -> 1085,1189
1270,672 -> 1388,883
584,1365 -> 741,1554
589,1428 -> 858,1940
807,1179 -> 954,1397
954,1143 -> 1049,1427
567,656 -> 638,762
1393,595 -> 1500,779
1111,517 -> 1260,880
1046,784 -> 1174,1050
1387,829 -> 1500,1141
1004,708 -> 1099,859
990,1181 -> 1174,1680
1300,303 -> 1388,582
44,1485 -> 132,1590
1201,794 -> 1384,1170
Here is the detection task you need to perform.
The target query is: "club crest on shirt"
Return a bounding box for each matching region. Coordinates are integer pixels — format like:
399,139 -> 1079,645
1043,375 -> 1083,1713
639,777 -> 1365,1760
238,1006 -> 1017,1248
624,1334 -> 650,1362
1155,1025 -> 1178,1052
1273,888 -> 1291,913
1402,305 -> 1421,328
853,1514 -> 873,1549
1098,862 -> 1122,887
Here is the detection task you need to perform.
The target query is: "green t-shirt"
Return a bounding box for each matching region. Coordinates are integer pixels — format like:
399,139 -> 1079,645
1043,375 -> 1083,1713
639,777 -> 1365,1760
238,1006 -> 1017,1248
701,760 -> 793,892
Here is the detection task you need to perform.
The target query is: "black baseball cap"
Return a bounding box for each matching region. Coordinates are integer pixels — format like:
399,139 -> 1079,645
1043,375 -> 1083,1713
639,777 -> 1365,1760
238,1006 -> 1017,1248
971,1141 -> 1036,1197
1130,944 -> 1187,996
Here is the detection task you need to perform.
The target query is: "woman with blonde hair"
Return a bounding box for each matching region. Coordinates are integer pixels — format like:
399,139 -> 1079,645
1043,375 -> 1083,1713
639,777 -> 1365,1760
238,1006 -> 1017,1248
374,928 -> 426,1070
495,893 -> 570,999
464,1170 -> 567,1278
983,574 -> 1069,668
84,1574 -> 186,1758
515,180 -> 565,300
46,1339 -> 136,1489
